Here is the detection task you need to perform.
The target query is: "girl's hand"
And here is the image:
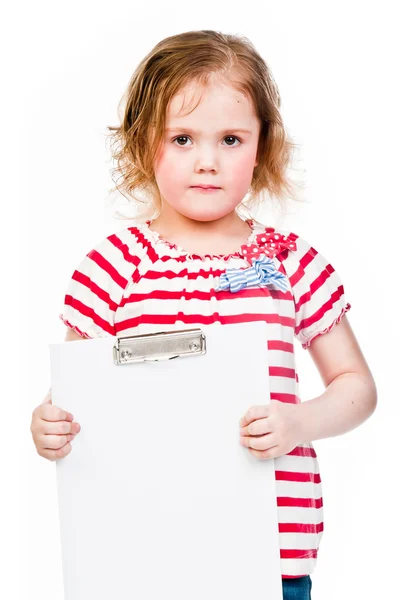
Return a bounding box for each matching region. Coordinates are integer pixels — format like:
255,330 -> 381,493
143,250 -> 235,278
239,401 -> 304,459
30,393 -> 81,461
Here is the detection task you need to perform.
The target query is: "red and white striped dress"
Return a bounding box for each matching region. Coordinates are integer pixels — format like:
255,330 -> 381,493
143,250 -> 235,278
60,217 -> 351,578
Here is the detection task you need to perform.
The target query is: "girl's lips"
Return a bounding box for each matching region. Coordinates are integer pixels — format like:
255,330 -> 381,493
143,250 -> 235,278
190,186 -> 221,192
191,186 -> 221,189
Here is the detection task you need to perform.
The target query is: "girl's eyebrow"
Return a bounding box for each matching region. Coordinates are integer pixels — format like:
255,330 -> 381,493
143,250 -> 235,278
165,127 -> 252,135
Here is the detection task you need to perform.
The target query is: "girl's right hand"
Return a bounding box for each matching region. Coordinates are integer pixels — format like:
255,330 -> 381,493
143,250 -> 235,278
30,392 -> 81,461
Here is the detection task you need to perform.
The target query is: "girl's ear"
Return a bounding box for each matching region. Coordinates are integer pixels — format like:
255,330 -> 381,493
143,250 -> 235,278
254,146 -> 260,167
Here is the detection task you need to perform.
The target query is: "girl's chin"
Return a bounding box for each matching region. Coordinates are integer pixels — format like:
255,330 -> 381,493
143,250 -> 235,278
160,196 -> 240,222
176,209 -> 236,223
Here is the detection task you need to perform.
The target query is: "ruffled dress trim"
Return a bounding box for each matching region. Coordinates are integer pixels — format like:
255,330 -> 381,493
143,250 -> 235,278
138,219 -> 299,293
141,219 -> 259,261
59,315 -> 92,339
300,302 -> 352,349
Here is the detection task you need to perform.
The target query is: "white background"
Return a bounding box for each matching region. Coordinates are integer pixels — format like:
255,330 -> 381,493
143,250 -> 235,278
6,1 -> 399,598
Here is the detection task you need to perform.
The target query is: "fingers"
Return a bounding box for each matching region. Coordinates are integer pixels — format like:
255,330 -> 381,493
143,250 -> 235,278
33,420 -> 81,451
37,420 -> 81,436
240,417 -> 270,437
33,402 -> 74,423
31,401 -> 81,461
40,433 -> 76,450
34,423 -> 80,460
240,432 -> 277,451
239,405 -> 270,427
40,404 -> 74,423
37,442 -> 73,462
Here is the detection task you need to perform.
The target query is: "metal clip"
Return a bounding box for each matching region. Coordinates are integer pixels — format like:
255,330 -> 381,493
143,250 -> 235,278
113,328 -> 206,365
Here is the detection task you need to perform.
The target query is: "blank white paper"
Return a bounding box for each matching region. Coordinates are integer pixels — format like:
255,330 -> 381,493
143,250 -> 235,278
50,321 -> 283,600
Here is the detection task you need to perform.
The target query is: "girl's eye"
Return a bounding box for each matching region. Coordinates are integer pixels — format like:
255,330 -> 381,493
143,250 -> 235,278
172,135 -> 242,147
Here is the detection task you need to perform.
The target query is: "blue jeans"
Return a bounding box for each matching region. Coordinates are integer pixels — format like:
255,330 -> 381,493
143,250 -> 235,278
282,576 -> 312,599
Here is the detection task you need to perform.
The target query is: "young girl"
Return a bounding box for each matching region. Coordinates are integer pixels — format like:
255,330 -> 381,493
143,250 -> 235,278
30,30 -> 377,600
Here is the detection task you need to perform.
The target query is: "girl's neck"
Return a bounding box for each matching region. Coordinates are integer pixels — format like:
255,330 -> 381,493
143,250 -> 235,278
147,212 -> 254,257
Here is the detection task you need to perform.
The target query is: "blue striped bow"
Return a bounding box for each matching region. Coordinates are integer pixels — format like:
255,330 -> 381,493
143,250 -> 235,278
215,255 -> 288,293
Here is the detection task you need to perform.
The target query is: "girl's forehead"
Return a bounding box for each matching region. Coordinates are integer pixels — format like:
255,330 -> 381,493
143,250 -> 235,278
166,81 -> 257,123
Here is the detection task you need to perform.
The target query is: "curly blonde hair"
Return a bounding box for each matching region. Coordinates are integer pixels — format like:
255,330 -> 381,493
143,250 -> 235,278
106,29 -> 304,222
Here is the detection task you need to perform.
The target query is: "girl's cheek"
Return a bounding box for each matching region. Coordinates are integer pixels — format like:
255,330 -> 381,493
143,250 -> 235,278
231,157 -> 257,184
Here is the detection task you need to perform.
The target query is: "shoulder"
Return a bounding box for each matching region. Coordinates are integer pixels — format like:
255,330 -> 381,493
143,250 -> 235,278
68,223 -> 153,295
251,220 -> 314,263
251,223 -> 349,347
90,222 -> 148,253
252,222 -> 337,285
61,222 -> 159,339
273,227 -> 316,263
84,223 -> 151,269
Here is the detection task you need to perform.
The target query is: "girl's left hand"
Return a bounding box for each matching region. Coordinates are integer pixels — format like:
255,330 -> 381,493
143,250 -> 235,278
239,401 -> 305,459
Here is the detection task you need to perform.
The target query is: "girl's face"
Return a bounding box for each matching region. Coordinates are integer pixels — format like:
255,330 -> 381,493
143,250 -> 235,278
153,80 -> 261,223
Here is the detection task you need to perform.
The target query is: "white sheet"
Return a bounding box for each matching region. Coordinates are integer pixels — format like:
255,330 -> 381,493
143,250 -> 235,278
50,321 -> 283,599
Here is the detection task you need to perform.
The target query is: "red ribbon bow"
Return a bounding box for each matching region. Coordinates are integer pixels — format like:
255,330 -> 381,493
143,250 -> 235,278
240,229 -> 298,262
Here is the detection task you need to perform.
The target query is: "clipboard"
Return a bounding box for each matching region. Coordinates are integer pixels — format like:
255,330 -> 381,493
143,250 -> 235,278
50,321 -> 283,600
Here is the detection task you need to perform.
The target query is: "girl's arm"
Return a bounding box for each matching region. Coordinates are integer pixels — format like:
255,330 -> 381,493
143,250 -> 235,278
297,315 -> 377,443
65,327 -> 87,342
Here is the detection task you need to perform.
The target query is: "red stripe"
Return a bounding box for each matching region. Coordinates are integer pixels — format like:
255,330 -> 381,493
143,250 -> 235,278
277,497 -> 323,509
275,471 -> 321,483
121,288 -> 291,304
280,549 -> 318,559
300,246 -> 318,269
279,522 -> 323,534
209,288 -> 290,301
121,289 -> 218,305
268,340 -> 294,353
107,232 -> 145,287
287,446 -> 317,458
87,249 -> 128,289
128,227 -> 160,264
108,233 -> 141,268
143,267 -> 237,280
270,393 -> 300,404
289,247 -> 317,287
269,366 -> 296,379
64,295 -> 114,335
295,265 -> 335,311
72,271 -> 119,312
295,286 -> 345,334
115,312 -> 295,333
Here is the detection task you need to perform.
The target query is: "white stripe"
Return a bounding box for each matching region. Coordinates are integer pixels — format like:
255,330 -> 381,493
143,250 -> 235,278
276,480 -> 322,499
279,531 -> 323,550
64,278 -> 116,327
277,505 -> 324,524
119,299 -> 294,322
296,276 -> 341,322
274,452 -> 321,474
119,295 -> 295,320
281,557 -> 317,577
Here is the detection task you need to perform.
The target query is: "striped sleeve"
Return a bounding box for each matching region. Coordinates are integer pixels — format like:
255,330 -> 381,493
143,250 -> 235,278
59,230 -> 139,338
281,233 -> 351,349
